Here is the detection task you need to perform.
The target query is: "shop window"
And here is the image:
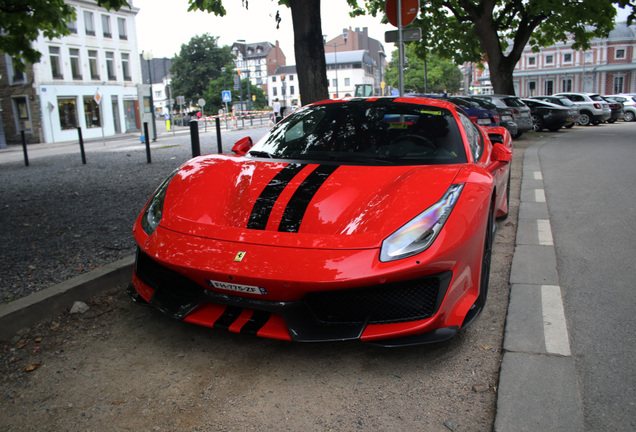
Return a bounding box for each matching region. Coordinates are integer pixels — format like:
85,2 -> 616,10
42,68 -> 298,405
83,96 -> 101,128
58,98 -> 78,130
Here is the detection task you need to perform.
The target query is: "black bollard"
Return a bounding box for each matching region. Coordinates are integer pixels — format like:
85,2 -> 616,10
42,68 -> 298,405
21,130 -> 29,167
215,117 -> 222,153
190,119 -> 201,157
143,122 -> 152,164
77,127 -> 86,165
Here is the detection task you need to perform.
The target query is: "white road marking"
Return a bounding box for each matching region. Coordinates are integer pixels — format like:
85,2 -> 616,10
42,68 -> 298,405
535,189 -> 546,203
534,171 -> 543,180
541,285 -> 572,356
537,219 -> 554,245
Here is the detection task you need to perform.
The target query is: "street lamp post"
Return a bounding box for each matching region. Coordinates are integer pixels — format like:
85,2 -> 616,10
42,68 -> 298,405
323,32 -> 348,98
142,50 -> 157,141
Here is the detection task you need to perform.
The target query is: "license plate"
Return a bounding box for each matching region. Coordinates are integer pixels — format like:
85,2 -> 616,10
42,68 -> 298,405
502,115 -> 513,121
206,280 -> 268,295
566,117 -> 572,121
477,118 -> 491,125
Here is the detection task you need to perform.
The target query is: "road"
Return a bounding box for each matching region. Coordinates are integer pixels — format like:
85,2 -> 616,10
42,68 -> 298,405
538,122 -> 636,430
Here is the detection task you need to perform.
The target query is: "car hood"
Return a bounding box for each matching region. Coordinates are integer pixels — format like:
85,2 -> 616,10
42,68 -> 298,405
159,155 -> 466,249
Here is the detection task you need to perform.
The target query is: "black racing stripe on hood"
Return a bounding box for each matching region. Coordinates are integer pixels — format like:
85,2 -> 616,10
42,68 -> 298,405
247,163 -> 304,230
278,165 -> 339,233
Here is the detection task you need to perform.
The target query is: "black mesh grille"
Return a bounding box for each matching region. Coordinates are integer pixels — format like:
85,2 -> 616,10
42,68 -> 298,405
303,272 -> 452,325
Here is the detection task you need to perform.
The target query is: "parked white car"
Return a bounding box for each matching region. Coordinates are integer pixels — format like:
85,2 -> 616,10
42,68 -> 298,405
553,93 -> 612,126
604,94 -> 636,122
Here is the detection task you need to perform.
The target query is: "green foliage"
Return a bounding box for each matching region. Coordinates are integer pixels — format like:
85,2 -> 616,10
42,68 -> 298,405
361,0 -> 635,93
384,44 -> 462,94
203,67 -> 267,113
169,34 -> 233,104
0,0 -> 130,70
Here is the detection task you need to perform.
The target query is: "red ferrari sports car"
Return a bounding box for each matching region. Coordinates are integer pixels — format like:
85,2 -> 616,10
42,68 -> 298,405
128,96 -> 513,346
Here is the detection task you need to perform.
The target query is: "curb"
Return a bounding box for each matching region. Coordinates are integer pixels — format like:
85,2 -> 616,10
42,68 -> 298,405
0,255 -> 134,341
494,141 -> 584,431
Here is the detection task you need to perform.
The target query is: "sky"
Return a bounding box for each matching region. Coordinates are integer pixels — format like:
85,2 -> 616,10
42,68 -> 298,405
131,0 -> 396,63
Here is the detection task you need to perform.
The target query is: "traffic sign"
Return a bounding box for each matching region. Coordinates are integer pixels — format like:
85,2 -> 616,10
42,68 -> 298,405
385,28 -> 422,43
222,91 -> 232,102
198,98 -> 206,107
386,0 -> 419,27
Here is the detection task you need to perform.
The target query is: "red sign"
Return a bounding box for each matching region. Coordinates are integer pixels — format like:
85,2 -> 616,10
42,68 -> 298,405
385,0 -> 420,27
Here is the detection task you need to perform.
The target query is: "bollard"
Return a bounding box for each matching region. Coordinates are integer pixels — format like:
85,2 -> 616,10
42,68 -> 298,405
21,130 -> 29,167
190,119 -> 201,157
77,127 -> 86,165
215,117 -> 222,154
143,122 -> 152,163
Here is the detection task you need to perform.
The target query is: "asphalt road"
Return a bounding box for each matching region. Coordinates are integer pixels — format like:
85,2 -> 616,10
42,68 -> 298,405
537,122 -> 636,430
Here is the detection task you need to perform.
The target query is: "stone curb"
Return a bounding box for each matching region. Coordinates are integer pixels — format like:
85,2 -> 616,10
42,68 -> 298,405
0,255 -> 134,341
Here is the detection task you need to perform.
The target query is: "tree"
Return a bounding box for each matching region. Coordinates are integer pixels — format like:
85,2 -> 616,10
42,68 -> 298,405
385,44 -> 462,94
0,0 -> 130,69
361,0 -> 635,95
203,68 -> 267,113
188,0 -> 342,105
170,34 -> 233,104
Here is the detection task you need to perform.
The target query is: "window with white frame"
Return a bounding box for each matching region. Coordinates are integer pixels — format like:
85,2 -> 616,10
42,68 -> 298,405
344,78 -> 350,86
544,54 -> 554,65
6,56 -> 26,84
67,8 -> 78,33
121,53 -> 131,81
585,51 -> 594,63
527,56 -> 536,66
84,11 -> 95,36
49,46 -> 63,79
102,15 -> 112,38
544,80 -> 554,95
106,51 -> 116,80
69,48 -> 82,80
563,52 -> 572,63
614,75 -> 625,94
562,78 -> 573,92
88,50 -> 99,80
615,48 -> 626,59
117,17 -> 128,40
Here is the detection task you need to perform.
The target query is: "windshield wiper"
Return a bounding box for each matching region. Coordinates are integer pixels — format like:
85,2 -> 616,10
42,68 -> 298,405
247,150 -> 273,158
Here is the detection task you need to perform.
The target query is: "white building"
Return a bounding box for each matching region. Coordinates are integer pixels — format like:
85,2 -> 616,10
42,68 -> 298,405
30,0 -> 144,143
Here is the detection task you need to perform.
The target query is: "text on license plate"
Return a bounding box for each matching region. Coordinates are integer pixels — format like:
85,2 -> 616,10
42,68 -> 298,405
206,280 -> 268,295
477,118 -> 491,125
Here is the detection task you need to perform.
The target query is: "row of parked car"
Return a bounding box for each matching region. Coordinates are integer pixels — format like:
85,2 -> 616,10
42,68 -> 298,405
416,93 -> 635,138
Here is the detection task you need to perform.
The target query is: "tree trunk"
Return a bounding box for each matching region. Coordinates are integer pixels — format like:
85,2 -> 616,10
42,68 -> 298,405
289,0 -> 329,105
488,58 -> 517,95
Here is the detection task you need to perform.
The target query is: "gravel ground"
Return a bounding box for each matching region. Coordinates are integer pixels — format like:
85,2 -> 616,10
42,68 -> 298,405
0,127 -> 268,304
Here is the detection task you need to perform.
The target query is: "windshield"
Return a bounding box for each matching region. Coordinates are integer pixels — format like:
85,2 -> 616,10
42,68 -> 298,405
250,100 -> 467,165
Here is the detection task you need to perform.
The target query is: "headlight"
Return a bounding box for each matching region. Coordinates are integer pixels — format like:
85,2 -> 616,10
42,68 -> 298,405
141,169 -> 179,236
380,184 -> 464,262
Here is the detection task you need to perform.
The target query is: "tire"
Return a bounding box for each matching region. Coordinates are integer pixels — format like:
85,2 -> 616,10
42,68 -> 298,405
608,119 -> 616,124
565,123 -> 574,129
511,131 -> 523,139
532,114 -> 544,132
624,111 -> 635,122
578,112 -> 591,126
548,126 -> 561,132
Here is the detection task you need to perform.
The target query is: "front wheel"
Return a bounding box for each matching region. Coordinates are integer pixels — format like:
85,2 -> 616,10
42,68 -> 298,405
578,112 -> 591,126
624,111 -> 635,122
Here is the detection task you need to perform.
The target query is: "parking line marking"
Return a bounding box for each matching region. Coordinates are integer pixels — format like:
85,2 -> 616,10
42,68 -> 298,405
541,285 -> 572,356
535,189 -> 546,203
537,219 -> 554,245
534,171 -> 543,180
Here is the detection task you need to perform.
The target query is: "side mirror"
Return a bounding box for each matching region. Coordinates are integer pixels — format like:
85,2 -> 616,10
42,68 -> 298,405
491,143 -> 513,163
231,137 -> 253,156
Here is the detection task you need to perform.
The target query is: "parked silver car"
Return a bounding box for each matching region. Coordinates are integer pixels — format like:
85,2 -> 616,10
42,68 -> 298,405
471,94 -> 533,138
605,94 -> 636,122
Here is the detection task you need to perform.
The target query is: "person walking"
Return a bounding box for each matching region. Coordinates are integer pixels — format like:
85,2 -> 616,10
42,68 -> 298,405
273,98 -> 282,123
